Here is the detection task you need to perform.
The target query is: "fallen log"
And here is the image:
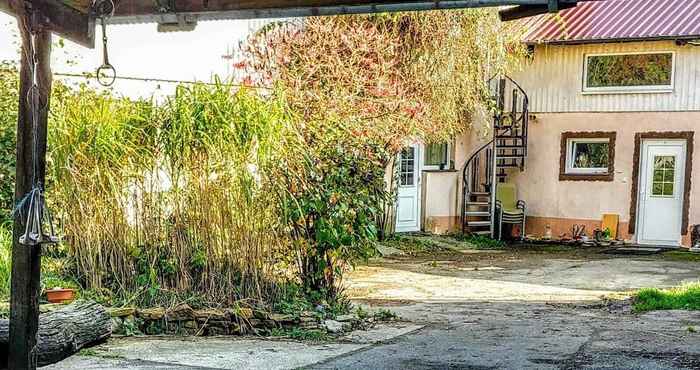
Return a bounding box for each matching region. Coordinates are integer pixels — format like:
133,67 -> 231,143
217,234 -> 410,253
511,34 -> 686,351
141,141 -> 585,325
0,300 -> 112,368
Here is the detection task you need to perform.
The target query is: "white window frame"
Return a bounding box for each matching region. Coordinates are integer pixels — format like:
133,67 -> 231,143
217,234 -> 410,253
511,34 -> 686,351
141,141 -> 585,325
582,51 -> 675,94
565,138 -> 610,175
423,141 -> 452,171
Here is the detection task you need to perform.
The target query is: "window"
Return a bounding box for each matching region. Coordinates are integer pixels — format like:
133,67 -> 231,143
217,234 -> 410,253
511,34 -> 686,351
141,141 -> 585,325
424,142 -> 449,168
399,147 -> 415,186
651,155 -> 676,197
583,52 -> 674,93
559,132 -> 616,181
566,139 -> 610,174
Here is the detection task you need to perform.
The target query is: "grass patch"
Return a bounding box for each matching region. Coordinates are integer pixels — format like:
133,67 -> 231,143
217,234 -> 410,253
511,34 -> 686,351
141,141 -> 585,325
458,234 -> 505,250
661,250 -> 700,262
634,282 -> 700,312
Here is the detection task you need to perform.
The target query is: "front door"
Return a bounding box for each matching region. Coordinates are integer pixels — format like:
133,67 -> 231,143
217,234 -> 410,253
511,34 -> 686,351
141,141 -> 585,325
637,140 -> 686,246
395,144 -> 421,232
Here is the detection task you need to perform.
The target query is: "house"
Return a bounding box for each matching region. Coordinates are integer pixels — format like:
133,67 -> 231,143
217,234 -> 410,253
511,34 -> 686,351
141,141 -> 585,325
396,0 -> 700,248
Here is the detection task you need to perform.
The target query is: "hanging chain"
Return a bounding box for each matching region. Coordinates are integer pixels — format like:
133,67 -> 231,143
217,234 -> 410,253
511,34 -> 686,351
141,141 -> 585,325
16,10 -> 59,247
94,0 -> 116,86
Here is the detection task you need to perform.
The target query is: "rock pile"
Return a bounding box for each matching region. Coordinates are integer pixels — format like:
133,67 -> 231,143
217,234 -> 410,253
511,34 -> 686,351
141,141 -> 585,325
108,305 -> 364,336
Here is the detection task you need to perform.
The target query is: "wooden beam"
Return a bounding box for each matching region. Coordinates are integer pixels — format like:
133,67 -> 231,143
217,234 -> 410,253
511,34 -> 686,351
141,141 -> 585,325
8,5 -> 52,370
108,0 -> 581,24
499,2 -> 576,21
0,0 -> 94,48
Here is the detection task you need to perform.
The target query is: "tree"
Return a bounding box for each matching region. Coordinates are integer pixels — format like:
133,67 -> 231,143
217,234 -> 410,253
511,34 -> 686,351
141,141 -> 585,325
240,10 -> 525,301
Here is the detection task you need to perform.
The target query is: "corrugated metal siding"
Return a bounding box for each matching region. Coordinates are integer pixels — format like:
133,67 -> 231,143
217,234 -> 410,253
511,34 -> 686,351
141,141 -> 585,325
512,40 -> 700,113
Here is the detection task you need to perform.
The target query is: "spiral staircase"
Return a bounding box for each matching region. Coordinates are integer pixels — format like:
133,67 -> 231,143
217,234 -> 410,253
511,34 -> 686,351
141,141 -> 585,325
461,76 -> 529,237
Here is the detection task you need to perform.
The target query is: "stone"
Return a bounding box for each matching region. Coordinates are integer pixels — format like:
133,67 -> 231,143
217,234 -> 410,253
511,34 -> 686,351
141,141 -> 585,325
166,304 -> 195,321
300,311 -> 315,318
194,309 -> 227,322
108,307 -> 136,318
229,307 -> 254,320
248,319 -> 262,328
138,307 -> 165,320
110,317 -> 123,334
183,320 -> 198,329
335,314 -> 358,322
270,313 -> 295,323
206,326 -> 228,336
263,319 -> 279,328
323,319 -> 344,333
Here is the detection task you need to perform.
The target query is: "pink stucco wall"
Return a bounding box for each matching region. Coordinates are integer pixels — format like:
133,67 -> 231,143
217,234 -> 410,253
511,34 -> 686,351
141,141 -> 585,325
508,112 -> 700,245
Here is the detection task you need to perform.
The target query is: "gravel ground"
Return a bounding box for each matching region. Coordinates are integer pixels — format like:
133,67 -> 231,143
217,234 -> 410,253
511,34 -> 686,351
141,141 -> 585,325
47,246 -> 700,369
312,247 -> 700,370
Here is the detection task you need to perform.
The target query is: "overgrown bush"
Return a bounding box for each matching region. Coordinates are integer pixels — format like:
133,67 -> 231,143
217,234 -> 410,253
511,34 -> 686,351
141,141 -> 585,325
284,122 -> 391,301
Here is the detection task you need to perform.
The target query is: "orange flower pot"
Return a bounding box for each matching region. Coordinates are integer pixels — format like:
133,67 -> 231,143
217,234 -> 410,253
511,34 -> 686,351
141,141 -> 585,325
46,288 -> 76,304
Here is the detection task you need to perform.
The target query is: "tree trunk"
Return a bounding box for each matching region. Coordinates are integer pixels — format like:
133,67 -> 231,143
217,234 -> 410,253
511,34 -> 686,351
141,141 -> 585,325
0,301 -> 112,368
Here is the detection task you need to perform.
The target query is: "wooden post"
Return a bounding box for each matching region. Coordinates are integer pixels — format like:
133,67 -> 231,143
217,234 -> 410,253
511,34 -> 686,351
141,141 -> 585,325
8,7 -> 52,370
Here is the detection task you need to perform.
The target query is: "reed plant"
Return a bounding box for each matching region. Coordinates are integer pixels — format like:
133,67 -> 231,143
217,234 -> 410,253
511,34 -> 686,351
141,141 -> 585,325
49,81 -> 301,308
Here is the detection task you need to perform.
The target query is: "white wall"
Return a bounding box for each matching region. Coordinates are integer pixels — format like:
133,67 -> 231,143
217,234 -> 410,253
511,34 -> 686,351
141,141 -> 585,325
514,40 -> 700,113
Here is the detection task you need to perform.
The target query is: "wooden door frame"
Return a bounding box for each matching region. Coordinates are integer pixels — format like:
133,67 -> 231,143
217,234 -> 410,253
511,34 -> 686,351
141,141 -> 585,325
629,132 -> 694,237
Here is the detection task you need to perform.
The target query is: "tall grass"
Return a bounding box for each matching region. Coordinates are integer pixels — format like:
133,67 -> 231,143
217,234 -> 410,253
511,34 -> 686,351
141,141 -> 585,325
49,81 -> 302,307
0,226 -> 11,299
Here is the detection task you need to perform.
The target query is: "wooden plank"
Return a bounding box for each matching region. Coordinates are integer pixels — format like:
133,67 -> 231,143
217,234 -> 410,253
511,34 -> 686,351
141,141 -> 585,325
8,6 -> 52,370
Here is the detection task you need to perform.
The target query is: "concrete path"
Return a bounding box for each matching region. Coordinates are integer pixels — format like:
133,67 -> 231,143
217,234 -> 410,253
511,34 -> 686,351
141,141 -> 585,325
47,249 -> 700,369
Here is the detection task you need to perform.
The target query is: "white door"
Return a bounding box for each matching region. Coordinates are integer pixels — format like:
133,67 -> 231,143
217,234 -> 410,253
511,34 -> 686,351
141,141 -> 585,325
637,140 -> 686,246
395,144 -> 421,232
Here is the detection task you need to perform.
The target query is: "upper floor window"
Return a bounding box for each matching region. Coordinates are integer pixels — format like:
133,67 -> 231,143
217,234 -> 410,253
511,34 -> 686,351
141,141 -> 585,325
583,52 -> 674,93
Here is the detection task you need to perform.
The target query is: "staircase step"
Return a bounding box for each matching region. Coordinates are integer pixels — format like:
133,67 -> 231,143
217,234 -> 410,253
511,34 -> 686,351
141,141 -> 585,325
466,201 -> 490,206
496,155 -> 524,159
469,192 -> 490,196
465,211 -> 490,217
495,136 -> 525,140
470,230 -> 492,235
497,163 -> 521,168
466,221 -> 491,227
497,145 -> 526,149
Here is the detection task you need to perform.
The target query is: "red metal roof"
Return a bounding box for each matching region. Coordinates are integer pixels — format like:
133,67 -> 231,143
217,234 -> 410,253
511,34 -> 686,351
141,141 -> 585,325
521,0 -> 700,44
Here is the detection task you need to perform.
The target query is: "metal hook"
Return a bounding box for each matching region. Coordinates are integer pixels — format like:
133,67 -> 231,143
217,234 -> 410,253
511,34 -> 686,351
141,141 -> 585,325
96,13 -> 116,87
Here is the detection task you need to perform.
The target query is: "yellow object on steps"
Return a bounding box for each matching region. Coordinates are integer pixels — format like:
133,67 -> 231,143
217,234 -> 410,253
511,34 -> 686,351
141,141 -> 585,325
601,214 -> 619,239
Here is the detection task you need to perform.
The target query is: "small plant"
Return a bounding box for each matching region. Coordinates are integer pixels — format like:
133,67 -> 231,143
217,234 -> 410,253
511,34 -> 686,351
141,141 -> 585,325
373,309 -> 398,321
269,327 -> 329,342
688,326 -> 697,333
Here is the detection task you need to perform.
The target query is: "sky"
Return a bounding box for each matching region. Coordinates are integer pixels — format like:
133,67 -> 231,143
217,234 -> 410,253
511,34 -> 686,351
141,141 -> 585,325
0,13 -> 272,99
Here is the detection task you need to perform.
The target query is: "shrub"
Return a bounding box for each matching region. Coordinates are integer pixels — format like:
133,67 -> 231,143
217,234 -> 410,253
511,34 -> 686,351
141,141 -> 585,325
283,123 -> 391,302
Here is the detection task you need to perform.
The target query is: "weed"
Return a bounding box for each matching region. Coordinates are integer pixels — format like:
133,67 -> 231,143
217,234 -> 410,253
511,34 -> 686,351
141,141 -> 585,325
688,326 -> 697,333
374,308 -> 398,321
461,234 -> 505,250
269,327 -> 329,342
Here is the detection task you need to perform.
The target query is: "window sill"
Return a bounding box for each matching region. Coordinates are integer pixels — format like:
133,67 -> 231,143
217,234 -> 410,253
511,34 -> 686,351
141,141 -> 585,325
559,172 -> 614,182
581,88 -> 673,95
423,169 -> 457,173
